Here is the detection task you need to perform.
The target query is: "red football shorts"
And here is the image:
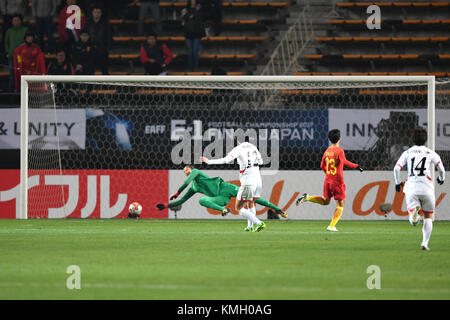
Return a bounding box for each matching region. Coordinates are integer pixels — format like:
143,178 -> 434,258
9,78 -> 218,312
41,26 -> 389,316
323,181 -> 346,201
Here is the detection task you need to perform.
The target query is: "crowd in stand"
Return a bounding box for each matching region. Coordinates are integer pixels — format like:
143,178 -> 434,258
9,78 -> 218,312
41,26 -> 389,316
0,0 -> 223,92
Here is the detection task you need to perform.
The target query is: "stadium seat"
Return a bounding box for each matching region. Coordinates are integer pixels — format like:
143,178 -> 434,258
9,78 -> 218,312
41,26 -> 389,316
373,37 -> 392,42
222,19 -> 259,24
130,1 -> 290,8
380,54 -> 401,59
353,37 -> 372,41
305,54 -> 324,59
342,54 -> 361,59
411,37 -> 430,42
431,36 -> 449,41
362,54 -> 380,59
400,54 -> 419,59
431,2 -> 450,6
336,2 -> 447,7
392,37 -> 410,42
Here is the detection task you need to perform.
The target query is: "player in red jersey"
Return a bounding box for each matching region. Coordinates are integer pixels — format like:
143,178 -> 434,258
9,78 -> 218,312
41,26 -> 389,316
295,129 -> 363,231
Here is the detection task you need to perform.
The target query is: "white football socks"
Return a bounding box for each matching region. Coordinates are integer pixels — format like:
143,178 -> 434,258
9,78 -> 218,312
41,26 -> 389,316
421,218 -> 433,248
408,206 -> 420,226
247,217 -> 253,229
249,206 -> 257,228
408,212 -> 415,225
240,207 -> 261,226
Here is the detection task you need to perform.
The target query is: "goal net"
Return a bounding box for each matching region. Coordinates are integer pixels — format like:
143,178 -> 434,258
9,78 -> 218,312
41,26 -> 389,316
9,75 -> 450,220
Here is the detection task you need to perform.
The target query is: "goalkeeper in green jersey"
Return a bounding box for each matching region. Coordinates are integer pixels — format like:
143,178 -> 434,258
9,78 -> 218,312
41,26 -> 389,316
156,165 -> 287,220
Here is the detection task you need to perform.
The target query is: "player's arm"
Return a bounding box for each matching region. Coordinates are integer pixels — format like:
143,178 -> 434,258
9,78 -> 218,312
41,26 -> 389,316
393,151 -> 407,191
256,149 -> 263,165
169,188 -> 196,208
320,153 -> 326,173
172,169 -> 200,199
340,150 -> 362,171
203,154 -> 234,165
202,147 -> 238,165
433,153 -> 445,185
157,188 -> 196,211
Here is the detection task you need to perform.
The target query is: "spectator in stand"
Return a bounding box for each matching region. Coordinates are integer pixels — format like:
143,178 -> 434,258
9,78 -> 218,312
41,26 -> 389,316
0,0 -> 27,41
181,0 -> 204,72
31,0 -> 58,54
4,14 -> 27,92
93,0 -> 129,20
59,0 -> 86,61
140,32 -> 172,75
135,0 -> 161,35
71,28 -> 94,75
201,0 -> 222,36
47,47 -> 74,75
85,5 -> 112,75
13,31 -> 46,92
0,0 -> 27,56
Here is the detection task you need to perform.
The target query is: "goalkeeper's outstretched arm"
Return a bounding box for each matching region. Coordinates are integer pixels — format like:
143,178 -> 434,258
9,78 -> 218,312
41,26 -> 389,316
173,169 -> 201,198
169,188 -> 196,208
157,188 -> 197,211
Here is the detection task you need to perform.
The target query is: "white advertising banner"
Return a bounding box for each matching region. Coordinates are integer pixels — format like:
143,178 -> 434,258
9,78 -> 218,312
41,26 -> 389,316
0,108 -> 86,150
329,108 -> 450,151
168,170 -> 450,220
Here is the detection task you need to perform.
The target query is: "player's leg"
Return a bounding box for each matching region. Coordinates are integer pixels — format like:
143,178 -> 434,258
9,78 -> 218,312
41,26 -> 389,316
327,199 -> 345,232
198,196 -> 230,216
254,198 -> 288,218
419,193 -> 435,250
405,193 -> 421,226
240,200 -> 254,231
249,200 -> 265,232
250,183 -> 265,232
421,212 -> 433,250
327,184 -> 346,231
296,181 -> 331,206
236,185 -> 262,229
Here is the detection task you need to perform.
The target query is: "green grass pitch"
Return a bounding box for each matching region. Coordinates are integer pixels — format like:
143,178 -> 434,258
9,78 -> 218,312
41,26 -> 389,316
0,218 -> 449,300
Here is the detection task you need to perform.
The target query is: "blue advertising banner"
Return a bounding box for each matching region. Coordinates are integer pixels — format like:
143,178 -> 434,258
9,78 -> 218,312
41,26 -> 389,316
83,108 -> 330,152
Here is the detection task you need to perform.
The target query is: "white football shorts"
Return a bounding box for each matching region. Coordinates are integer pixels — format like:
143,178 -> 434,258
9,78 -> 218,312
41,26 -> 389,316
237,182 -> 262,201
404,191 -> 435,214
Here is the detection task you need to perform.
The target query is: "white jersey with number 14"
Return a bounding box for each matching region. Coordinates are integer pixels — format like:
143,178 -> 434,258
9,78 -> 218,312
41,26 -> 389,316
394,145 -> 445,194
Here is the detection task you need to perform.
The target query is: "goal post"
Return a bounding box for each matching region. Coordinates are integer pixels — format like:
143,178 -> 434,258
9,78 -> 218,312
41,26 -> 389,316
16,75 -> 445,220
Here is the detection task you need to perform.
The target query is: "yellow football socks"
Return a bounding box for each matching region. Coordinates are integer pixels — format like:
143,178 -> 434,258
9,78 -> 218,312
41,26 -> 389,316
329,206 -> 344,228
307,196 -> 327,205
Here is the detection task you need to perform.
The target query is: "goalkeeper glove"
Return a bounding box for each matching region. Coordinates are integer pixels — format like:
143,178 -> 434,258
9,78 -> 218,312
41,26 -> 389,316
437,177 -> 444,185
169,192 -> 179,200
395,182 -> 404,192
357,166 -> 363,172
156,203 -> 166,211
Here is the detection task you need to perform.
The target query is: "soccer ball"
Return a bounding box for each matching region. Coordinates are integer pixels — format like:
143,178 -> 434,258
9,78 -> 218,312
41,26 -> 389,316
128,202 -> 142,218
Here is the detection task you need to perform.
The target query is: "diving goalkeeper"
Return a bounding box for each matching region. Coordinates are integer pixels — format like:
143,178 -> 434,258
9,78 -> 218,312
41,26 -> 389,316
156,165 -> 287,219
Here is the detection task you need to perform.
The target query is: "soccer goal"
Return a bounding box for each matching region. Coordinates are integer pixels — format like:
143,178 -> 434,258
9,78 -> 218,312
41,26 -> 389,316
13,75 -> 449,220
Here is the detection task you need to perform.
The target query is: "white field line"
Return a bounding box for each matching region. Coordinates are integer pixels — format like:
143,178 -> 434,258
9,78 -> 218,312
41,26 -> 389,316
1,228 -> 450,236
1,281 -> 450,295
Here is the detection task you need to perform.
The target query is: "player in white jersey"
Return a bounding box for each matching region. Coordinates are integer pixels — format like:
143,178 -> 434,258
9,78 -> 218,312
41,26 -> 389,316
201,136 -> 266,232
393,127 -> 445,250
